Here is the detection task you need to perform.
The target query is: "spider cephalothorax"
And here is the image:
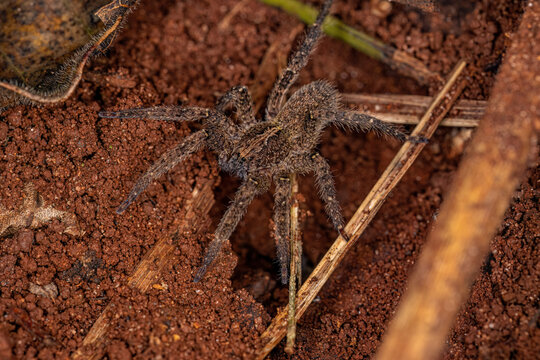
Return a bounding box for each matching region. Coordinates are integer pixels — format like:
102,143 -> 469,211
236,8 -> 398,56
99,0 -> 416,283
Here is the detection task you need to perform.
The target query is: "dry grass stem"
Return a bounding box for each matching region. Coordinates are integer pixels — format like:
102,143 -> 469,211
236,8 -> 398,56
72,181 -> 215,360
218,0 -> 250,30
376,5 -> 539,359
389,0 -> 439,13
342,93 -> 484,127
285,174 -> 301,354
255,59 -> 468,359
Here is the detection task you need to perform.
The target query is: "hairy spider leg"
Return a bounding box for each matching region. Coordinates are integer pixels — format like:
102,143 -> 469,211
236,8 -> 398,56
327,110 -> 415,142
194,178 -> 264,282
310,153 -> 348,240
265,0 -> 334,121
98,106 -> 212,121
273,174 -> 293,284
116,130 -> 207,213
100,106 -> 243,213
216,85 -> 257,127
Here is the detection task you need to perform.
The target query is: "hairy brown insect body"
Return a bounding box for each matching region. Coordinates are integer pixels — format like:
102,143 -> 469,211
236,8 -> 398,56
100,0 -> 416,283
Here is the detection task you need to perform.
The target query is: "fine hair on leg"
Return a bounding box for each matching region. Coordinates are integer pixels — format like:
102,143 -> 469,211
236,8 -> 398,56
116,131 -> 207,213
329,110 -> 409,141
265,0 -> 334,120
193,179 -> 260,282
99,106 -> 212,121
310,153 -> 346,237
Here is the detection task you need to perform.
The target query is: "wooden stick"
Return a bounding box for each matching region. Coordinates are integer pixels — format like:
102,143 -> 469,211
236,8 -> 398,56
388,0 -> 439,13
285,174 -> 301,354
72,181 -> 215,360
255,59 -> 468,359
342,93 -> 485,127
375,4 -> 539,359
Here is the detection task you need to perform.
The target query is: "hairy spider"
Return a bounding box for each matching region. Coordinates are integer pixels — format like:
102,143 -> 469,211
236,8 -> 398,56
99,0 -> 417,283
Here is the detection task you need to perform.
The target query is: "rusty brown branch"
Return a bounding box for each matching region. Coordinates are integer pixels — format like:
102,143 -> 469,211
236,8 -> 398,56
375,5 -> 539,360
255,59 -> 468,359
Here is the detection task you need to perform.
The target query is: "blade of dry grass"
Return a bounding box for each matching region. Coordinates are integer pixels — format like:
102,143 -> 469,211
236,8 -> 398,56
218,0 -> 250,30
375,4 -> 539,359
72,180 -> 215,360
255,59 -> 468,359
389,0 -> 439,13
285,174 -> 302,354
343,93 -> 484,127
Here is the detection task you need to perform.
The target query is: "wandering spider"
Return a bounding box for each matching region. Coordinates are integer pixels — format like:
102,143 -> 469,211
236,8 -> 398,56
99,0 -> 418,283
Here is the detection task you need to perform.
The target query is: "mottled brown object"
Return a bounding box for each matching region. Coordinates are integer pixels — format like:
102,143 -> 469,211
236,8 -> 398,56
0,0 -> 138,107
376,4 -> 539,360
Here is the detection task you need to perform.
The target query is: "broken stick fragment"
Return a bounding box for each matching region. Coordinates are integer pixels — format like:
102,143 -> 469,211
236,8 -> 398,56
0,183 -> 84,238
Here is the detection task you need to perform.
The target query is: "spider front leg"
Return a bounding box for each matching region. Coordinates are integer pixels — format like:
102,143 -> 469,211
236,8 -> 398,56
216,85 -> 257,127
265,0 -> 333,120
116,130 -> 207,214
99,106 -> 212,122
273,174 -> 293,284
194,177 -> 266,282
310,153 -> 349,241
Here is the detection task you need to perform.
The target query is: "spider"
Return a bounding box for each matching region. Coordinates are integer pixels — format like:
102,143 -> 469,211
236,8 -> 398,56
99,0 -> 419,284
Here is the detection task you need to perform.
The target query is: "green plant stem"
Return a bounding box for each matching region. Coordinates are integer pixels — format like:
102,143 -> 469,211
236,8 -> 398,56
259,0 -> 439,83
261,0 -> 385,59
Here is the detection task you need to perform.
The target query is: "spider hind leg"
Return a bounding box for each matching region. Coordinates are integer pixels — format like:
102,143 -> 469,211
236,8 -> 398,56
311,153 -> 346,235
194,178 -> 263,282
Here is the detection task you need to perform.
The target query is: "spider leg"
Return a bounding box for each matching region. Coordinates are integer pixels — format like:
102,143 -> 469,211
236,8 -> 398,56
273,174 -> 293,284
99,106 -> 212,122
202,110 -> 240,154
329,110 -> 414,142
216,85 -> 257,127
116,130 -> 206,214
265,0 -> 333,121
310,153 -> 349,241
194,178 -> 263,282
